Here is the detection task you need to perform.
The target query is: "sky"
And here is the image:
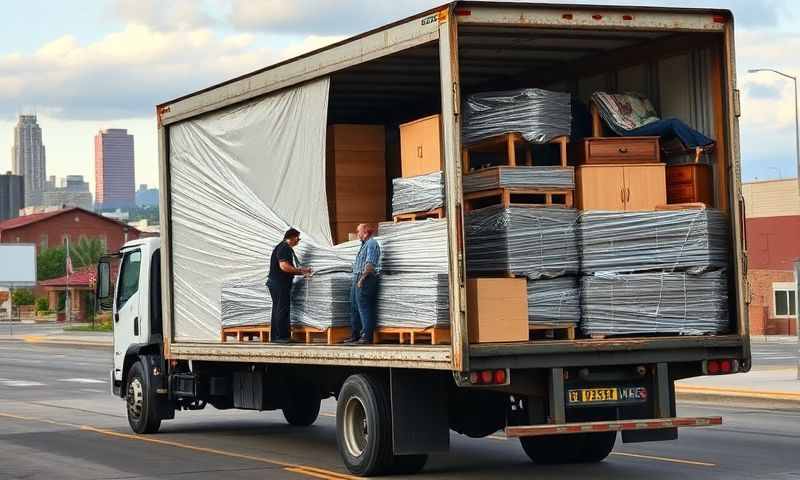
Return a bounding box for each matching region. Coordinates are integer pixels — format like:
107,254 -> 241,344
1,0 -> 799,192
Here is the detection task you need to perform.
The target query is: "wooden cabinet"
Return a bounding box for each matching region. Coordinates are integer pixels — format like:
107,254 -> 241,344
400,114 -> 442,177
667,164 -> 713,205
574,136 -> 660,165
576,163 -> 666,211
327,124 -> 386,243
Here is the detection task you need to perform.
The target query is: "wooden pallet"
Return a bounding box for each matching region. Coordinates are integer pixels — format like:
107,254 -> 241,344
464,187 -> 574,212
375,326 -> 451,345
221,325 -> 271,342
291,326 -> 351,344
529,323 -> 576,341
463,133 -> 569,173
393,207 -> 445,223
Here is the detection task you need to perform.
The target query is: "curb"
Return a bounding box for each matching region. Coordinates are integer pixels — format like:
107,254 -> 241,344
22,335 -> 112,348
676,385 -> 800,407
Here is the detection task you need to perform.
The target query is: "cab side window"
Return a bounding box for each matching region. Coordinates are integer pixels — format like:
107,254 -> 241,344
117,250 -> 141,308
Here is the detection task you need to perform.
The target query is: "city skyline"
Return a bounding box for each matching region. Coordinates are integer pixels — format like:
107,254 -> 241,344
95,128 -> 135,209
11,114 -> 46,206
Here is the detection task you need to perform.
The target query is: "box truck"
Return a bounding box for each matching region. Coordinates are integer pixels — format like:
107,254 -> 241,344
96,2 -> 750,476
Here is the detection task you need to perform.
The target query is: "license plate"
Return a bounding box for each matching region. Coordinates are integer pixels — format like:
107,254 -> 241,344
567,387 -> 647,406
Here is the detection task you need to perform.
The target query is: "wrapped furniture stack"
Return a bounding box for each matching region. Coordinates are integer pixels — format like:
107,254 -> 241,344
578,208 -> 730,337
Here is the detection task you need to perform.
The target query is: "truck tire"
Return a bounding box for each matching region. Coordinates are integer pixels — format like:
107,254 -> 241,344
519,432 -> 616,464
126,361 -> 161,434
336,374 -> 394,476
388,454 -> 428,475
282,394 -> 321,427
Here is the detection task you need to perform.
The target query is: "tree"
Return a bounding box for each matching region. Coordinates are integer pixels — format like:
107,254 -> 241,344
35,297 -> 49,312
71,237 -> 105,269
37,247 -> 66,281
11,289 -> 35,306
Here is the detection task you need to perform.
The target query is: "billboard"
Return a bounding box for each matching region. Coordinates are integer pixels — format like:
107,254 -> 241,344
0,244 -> 37,286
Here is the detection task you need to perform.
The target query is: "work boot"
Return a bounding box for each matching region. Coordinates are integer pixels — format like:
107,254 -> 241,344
356,336 -> 373,345
341,336 -> 360,344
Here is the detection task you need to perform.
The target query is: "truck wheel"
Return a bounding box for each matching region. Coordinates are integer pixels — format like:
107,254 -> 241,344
519,432 -> 616,464
336,374 -> 393,476
126,361 -> 161,434
575,432 -> 616,462
388,454 -> 428,475
282,394 -> 321,427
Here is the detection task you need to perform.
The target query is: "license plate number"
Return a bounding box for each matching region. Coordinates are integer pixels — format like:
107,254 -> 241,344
567,387 -> 647,405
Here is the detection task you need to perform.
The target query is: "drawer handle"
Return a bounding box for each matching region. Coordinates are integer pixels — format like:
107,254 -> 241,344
618,147 -> 628,154
417,146 -> 423,158
621,188 -> 626,203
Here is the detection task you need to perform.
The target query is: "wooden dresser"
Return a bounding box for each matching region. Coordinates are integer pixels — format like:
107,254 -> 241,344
326,124 -> 386,243
576,164 -> 666,211
666,164 -> 713,206
574,136 -> 661,165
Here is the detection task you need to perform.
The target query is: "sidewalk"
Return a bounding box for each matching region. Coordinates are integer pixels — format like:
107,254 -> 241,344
677,367 -> 800,406
0,329 -> 113,348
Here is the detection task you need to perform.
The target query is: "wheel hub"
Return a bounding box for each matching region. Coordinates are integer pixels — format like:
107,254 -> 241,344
343,396 -> 368,458
127,377 -> 144,420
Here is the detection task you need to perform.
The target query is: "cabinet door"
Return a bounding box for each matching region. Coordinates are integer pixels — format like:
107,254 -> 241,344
576,166 -> 625,210
400,115 -> 441,177
623,164 -> 666,211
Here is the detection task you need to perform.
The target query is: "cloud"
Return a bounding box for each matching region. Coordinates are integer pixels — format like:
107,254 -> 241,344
227,0 -> 436,34
112,0 -> 216,31
745,82 -> 783,100
0,24 -> 283,120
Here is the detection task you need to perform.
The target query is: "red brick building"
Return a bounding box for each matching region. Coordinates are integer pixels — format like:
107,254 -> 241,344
742,179 -> 799,335
0,206 -> 140,256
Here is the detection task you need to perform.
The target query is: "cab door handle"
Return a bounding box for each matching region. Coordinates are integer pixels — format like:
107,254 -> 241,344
133,317 -> 139,336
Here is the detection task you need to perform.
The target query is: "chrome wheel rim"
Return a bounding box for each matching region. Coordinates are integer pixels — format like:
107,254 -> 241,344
127,377 -> 144,421
343,396 -> 368,458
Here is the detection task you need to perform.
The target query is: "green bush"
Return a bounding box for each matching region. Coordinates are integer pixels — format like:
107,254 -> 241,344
35,297 -> 50,312
11,289 -> 35,306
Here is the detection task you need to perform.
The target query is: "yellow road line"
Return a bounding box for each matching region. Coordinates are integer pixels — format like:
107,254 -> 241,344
487,434 -> 507,440
0,411 -> 357,480
610,451 -> 717,467
676,385 -> 800,401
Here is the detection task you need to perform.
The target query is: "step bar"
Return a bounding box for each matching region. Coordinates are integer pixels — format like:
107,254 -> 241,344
506,416 -> 722,437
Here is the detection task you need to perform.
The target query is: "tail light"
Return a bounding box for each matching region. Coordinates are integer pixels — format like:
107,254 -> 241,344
467,369 -> 510,386
703,359 -> 740,375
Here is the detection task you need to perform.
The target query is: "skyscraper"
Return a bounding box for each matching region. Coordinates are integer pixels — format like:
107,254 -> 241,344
0,171 -> 25,221
42,175 -> 93,210
95,128 -> 135,209
11,114 -> 46,207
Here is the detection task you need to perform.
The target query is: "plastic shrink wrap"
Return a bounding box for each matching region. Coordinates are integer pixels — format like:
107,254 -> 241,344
579,209 -> 729,274
391,171 -> 444,216
466,206 -> 579,279
580,270 -> 729,336
528,277 -> 580,325
461,88 -> 571,145
377,273 -> 449,328
463,166 -> 574,193
220,281 -> 271,328
377,219 -> 449,273
290,272 -> 352,330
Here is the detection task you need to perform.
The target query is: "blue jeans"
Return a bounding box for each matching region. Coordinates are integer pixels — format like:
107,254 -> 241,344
625,117 -> 714,148
350,273 -> 378,340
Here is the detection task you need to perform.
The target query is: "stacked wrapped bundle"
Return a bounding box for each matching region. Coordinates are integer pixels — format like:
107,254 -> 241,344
463,166 -> 574,193
528,277 -> 580,325
220,280 -> 271,327
377,273 -> 449,328
392,171 -> 444,216
290,272 -> 352,330
298,241 -> 360,275
580,270 -> 729,336
579,209 -> 729,274
377,218 -> 449,273
466,206 -> 579,279
461,88 -> 571,145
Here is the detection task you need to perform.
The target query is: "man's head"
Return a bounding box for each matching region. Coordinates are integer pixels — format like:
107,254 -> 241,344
284,228 -> 301,247
356,223 -> 376,242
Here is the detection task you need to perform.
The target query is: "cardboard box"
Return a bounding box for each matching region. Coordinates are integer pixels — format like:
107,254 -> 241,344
467,278 -> 529,343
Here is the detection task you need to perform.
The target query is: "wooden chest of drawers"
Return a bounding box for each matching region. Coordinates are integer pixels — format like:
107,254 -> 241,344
666,164 -> 713,205
575,136 -> 661,165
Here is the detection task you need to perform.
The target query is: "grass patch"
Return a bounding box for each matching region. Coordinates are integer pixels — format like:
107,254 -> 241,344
64,323 -> 113,332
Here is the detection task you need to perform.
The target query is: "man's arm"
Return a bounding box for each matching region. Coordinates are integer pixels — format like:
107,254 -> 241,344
357,240 -> 380,287
279,260 -> 309,275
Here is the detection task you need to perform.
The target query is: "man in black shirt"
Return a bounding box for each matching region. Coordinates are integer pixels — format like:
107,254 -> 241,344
267,228 -> 311,343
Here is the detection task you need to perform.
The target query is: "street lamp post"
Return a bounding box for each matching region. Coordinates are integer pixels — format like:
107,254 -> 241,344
748,68 -> 800,379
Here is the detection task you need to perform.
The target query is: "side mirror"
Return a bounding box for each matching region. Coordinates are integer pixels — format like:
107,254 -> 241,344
96,258 -> 114,311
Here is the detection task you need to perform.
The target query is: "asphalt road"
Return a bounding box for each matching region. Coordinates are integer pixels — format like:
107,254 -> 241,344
1,341 -> 799,479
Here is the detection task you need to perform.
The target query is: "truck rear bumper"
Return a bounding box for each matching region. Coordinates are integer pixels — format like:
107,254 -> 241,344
506,416 -> 722,437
